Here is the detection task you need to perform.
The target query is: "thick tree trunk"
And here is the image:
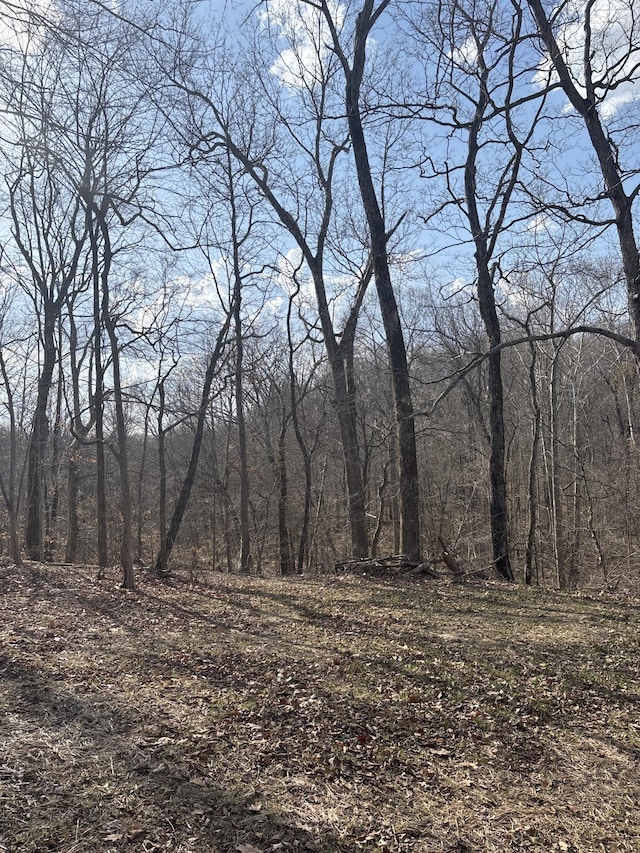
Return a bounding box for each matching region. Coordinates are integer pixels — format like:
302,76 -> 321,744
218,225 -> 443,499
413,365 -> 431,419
25,308 -> 57,561
468,265 -> 513,582
462,50 -> 514,582
94,387 -> 108,570
277,415 -> 293,575
525,339 -> 541,586
549,348 -> 567,589
287,345 -> 312,573
473,263 -> 513,582
105,314 -> 134,590
328,353 -> 369,557
65,439 -> 80,564
233,290 -> 252,574
486,344 -> 512,580
157,381 -> 168,577
226,151 -> 253,575
341,1 -> 421,561
136,410 -> 151,562
91,241 -> 109,570
66,311 -> 88,565
473,254 -> 513,581
44,351 -> 64,561
0,349 -> 23,566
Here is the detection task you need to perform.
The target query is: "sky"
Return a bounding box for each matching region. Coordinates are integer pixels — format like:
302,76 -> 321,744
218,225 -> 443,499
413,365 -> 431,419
2,0 -> 639,359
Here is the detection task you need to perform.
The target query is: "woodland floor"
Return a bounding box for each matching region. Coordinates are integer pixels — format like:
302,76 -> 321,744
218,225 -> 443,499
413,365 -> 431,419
1,564 -> 639,853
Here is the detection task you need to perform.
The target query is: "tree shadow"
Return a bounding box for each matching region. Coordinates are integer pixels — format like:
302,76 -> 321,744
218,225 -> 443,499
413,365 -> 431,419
0,651 -> 360,852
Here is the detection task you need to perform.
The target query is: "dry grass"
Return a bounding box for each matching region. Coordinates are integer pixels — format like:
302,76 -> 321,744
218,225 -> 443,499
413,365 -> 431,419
1,562 -> 639,852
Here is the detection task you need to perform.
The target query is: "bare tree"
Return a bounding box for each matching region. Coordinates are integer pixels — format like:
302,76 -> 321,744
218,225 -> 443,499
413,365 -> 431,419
526,0 -> 640,355
0,278 -> 30,565
168,11 -> 374,558
313,0 -> 422,561
2,49 -> 91,559
402,0 -> 556,578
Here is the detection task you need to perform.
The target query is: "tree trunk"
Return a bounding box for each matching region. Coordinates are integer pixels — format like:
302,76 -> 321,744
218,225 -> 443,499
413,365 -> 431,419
233,273 -> 252,575
328,351 -> 369,557
525,338 -> 541,586
0,348 -> 22,566
153,309 -> 233,575
90,235 -> 109,571
277,413 -> 293,575
286,324 -> 313,573
25,307 -> 56,561
104,312 -> 135,590
465,248 -> 512,580
484,316 -> 513,581
219,129 -> 370,560
157,380 -> 168,577
549,346 -> 567,589
340,1 -> 421,561
462,45 -> 514,582
527,0 -> 640,353
65,439 -> 80,564
44,344 -> 64,560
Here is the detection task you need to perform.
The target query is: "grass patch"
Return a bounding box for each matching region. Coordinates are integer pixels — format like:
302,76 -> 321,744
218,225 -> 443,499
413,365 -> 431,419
1,564 -> 639,851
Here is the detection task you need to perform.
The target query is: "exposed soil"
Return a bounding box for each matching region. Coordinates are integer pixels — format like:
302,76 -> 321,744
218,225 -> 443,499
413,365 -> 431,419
1,563 -> 639,852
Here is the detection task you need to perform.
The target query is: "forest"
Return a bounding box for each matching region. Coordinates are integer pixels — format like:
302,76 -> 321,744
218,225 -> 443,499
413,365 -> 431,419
1,0 -> 639,590
3,3 -> 640,850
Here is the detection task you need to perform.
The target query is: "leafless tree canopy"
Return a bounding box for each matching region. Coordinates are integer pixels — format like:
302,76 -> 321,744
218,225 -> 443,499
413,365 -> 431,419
0,0 -> 639,589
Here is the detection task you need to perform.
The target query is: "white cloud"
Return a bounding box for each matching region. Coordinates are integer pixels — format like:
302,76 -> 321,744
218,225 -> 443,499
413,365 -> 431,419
274,248 -> 318,315
183,267 -> 226,311
526,213 -> 554,234
451,36 -> 478,69
534,0 -> 640,117
260,0 -> 345,89
496,276 -> 529,307
447,276 -> 473,295
0,0 -> 58,52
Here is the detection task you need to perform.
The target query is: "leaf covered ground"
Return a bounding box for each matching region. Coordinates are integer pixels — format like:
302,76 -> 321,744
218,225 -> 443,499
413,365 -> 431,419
1,564 -> 639,853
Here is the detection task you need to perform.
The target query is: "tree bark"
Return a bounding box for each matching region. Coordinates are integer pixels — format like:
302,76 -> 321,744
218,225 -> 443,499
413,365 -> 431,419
228,152 -> 252,575
461,28 -> 515,582
525,337 -> 541,586
526,0 -> 640,353
330,0 -> 421,560
277,413 -> 293,576
90,244 -> 109,570
105,311 -> 135,590
153,309 -> 233,575
286,293 -> 313,574
25,307 -> 56,561
157,380 -> 168,577
216,125 -> 370,559
0,347 -> 23,566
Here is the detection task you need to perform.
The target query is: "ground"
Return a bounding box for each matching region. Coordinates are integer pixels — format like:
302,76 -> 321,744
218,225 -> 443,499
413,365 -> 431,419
0,563 -> 639,852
